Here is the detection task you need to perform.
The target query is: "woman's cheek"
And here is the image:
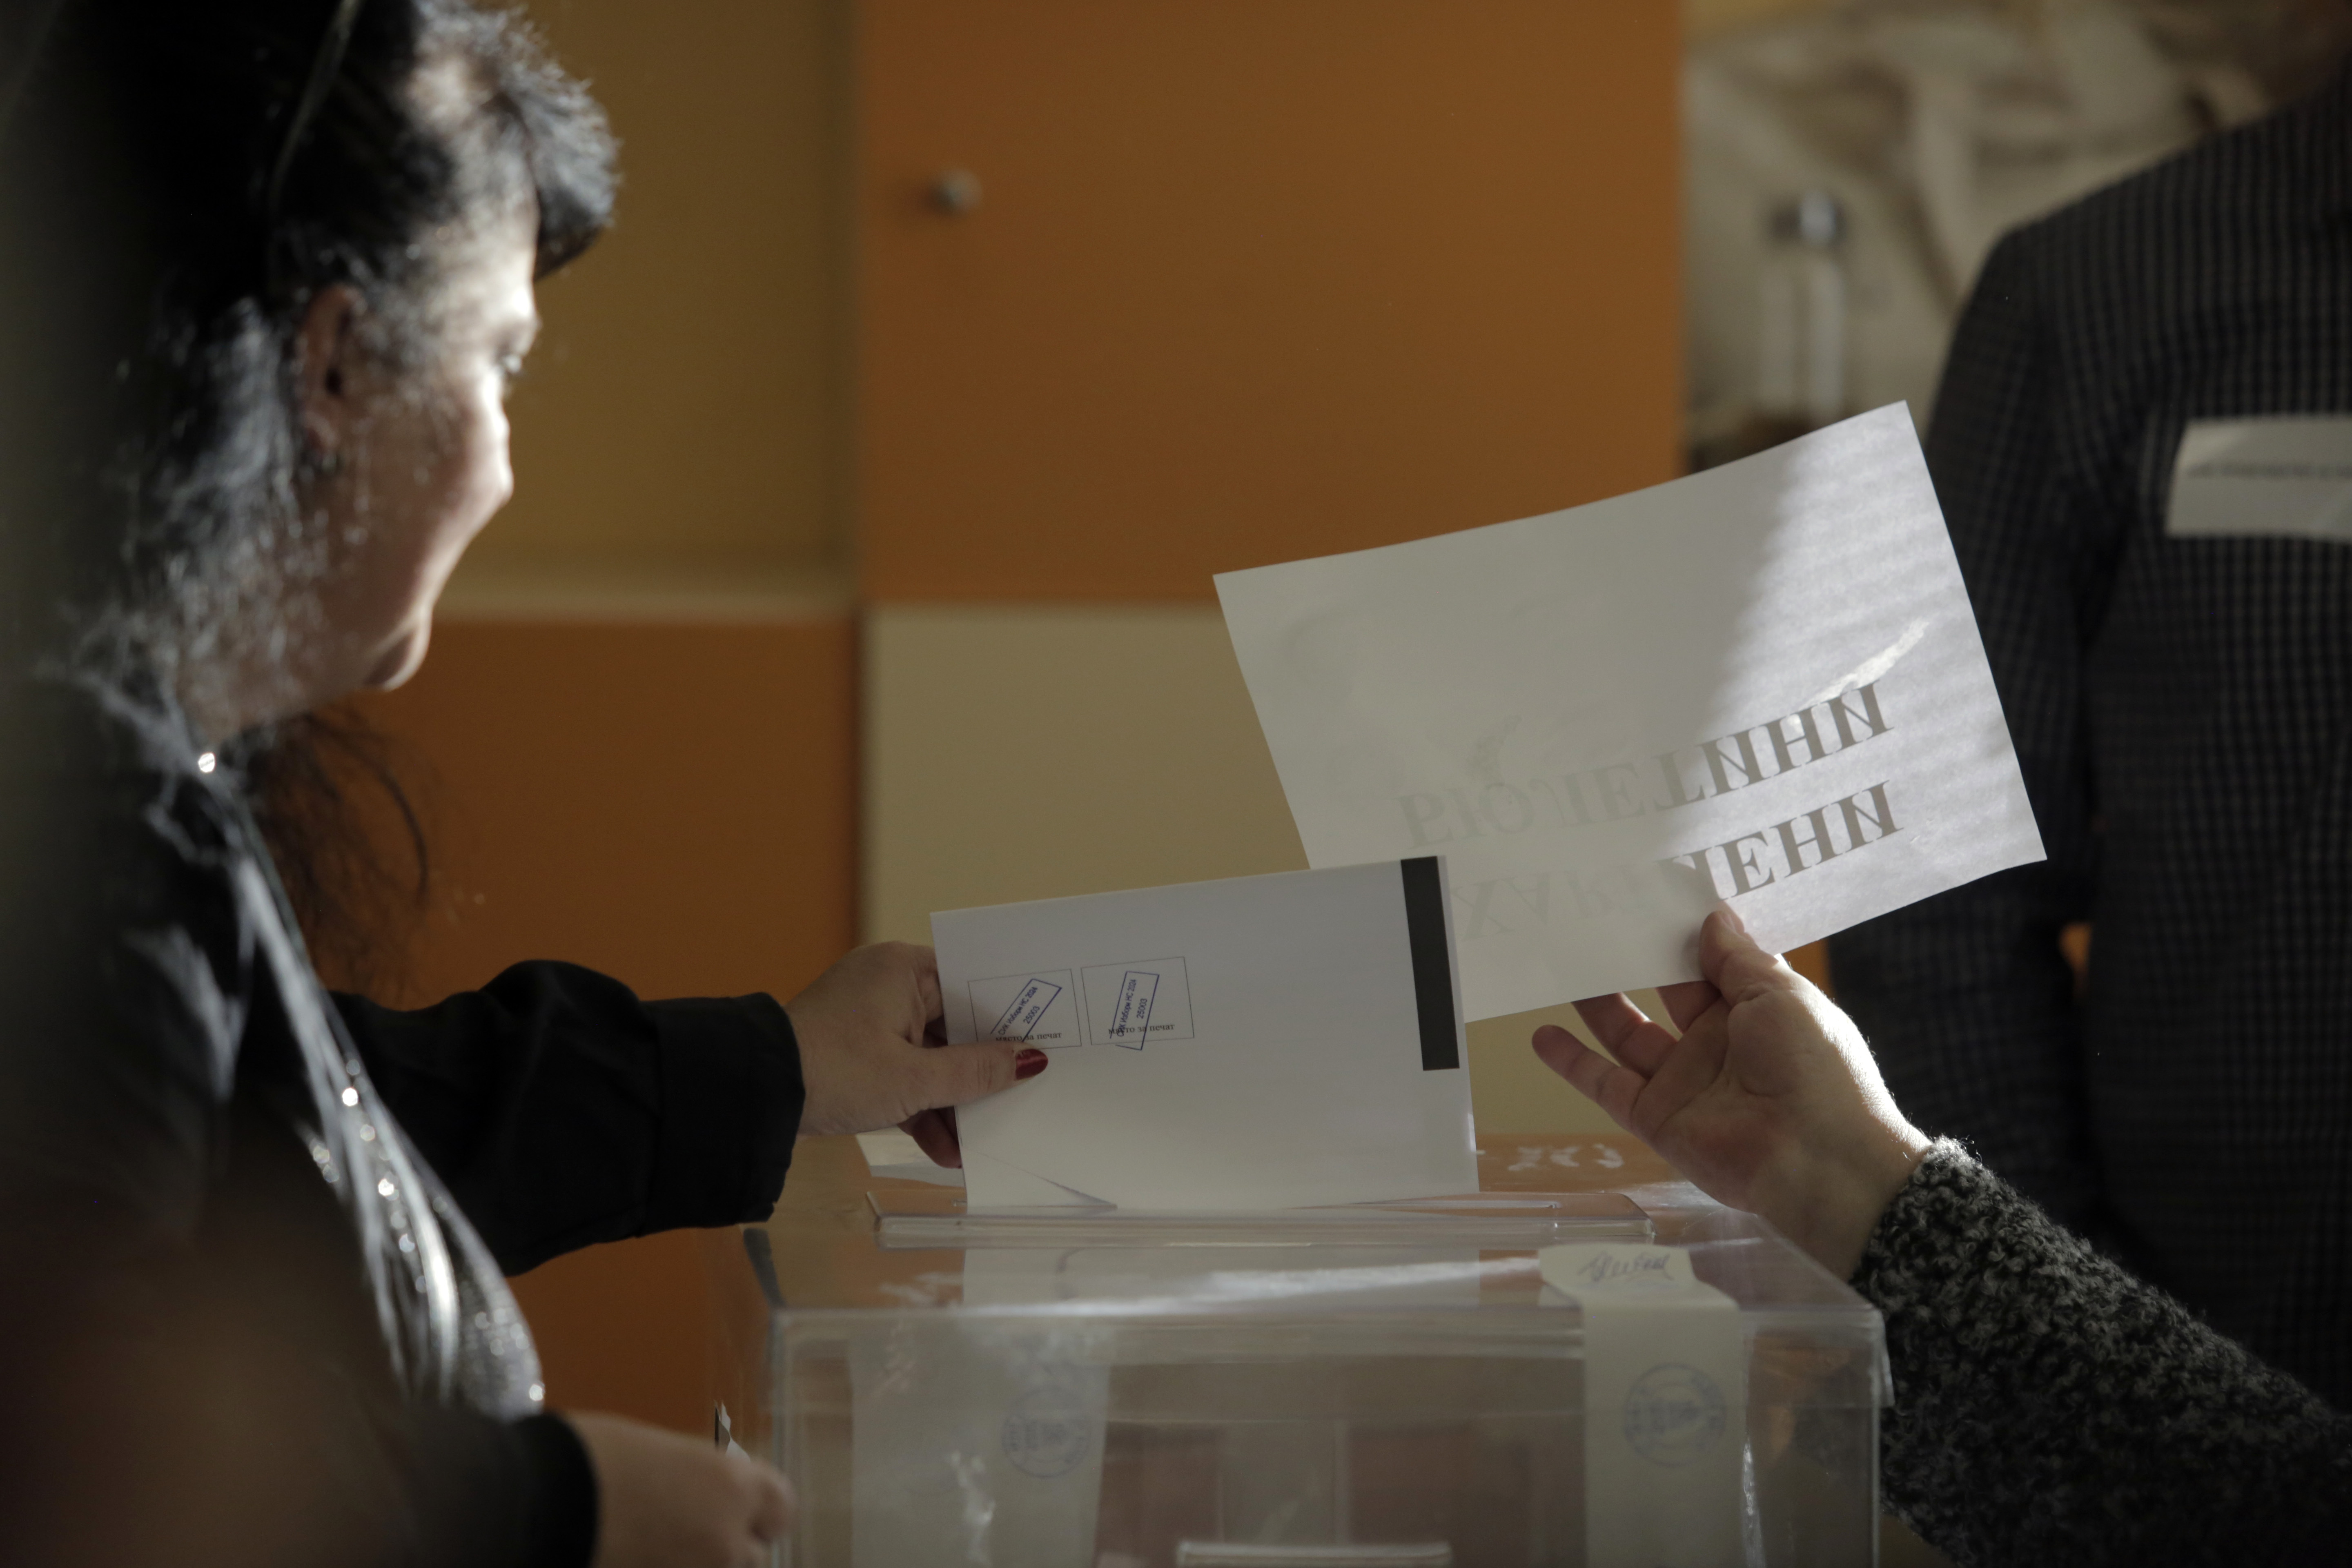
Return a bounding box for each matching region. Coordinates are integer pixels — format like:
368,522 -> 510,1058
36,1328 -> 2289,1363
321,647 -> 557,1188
456,380 -> 514,541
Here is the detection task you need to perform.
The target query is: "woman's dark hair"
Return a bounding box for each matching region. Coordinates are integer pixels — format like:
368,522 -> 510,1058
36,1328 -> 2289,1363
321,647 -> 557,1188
0,0 -> 615,969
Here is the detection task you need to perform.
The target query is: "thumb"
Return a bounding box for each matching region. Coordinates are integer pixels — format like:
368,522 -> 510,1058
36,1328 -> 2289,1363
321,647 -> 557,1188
908,1040 -> 1045,1109
743,1459 -> 794,1542
1697,907 -> 1793,1000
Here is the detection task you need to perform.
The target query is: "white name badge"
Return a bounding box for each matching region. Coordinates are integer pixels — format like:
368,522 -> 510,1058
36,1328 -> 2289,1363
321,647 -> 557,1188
2167,416 -> 2352,540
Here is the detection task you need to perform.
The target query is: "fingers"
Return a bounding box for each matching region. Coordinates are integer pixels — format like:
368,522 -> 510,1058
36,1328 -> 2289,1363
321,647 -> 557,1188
1656,978 -> 1720,1032
1530,1024 -> 1646,1130
907,944 -> 943,1028
908,1040 -> 1044,1109
1568,993 -> 1679,1076
857,941 -> 942,1038
740,1458 -> 794,1544
900,1106 -> 962,1167
568,1410 -> 792,1568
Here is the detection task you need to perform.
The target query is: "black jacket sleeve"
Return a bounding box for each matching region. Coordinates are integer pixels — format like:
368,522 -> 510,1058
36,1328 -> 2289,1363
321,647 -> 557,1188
335,964 -> 806,1275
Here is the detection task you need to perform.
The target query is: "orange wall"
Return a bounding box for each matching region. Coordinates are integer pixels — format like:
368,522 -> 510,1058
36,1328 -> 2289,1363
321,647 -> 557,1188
363,622 -> 856,1008
472,0 -> 848,582
860,0 -> 1683,598
358,619 -> 856,1432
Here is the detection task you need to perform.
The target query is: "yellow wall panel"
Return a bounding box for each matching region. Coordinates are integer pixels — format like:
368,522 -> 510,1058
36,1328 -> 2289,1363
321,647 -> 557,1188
363,619 -> 857,1007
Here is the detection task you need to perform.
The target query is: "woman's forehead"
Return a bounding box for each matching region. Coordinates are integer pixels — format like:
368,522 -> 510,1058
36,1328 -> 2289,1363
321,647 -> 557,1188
440,219 -> 539,337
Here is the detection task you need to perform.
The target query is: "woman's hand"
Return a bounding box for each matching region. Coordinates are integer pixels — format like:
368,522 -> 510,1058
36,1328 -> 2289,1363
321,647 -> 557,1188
569,1412 -> 792,1568
787,942 -> 1046,1167
1530,909 -> 1930,1278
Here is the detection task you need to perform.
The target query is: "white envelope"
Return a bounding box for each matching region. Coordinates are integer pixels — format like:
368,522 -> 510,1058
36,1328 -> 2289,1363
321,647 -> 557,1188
1216,404 -> 2045,1016
935,860 -> 1479,1210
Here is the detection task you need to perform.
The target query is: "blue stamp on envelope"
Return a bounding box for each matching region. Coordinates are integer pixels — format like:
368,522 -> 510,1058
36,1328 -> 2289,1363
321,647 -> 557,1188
1105,969 -> 1158,1048
1080,958 -> 1194,1047
1622,1362 -> 1727,1466
967,970 -> 1079,1046
988,977 -> 1063,1042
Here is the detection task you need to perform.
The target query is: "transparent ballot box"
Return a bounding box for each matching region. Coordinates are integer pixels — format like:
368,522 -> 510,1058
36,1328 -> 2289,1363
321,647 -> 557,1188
708,1142 -> 1889,1568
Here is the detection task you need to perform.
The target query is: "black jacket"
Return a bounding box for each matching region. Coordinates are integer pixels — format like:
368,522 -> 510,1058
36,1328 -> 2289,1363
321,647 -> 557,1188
0,681 -> 806,1566
1828,66 -> 2352,1403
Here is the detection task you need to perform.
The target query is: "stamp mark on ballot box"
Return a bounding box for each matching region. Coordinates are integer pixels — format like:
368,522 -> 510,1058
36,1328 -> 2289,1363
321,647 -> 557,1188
1622,1362 -> 1727,1466
1001,1385 -> 1092,1479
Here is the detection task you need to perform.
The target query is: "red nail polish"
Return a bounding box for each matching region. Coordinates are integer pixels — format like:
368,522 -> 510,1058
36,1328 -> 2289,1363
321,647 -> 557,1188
1014,1048 -> 1048,1080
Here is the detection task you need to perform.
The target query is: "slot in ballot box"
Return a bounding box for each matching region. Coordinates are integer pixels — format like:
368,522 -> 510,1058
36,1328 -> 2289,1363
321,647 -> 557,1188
706,1135 -> 1889,1568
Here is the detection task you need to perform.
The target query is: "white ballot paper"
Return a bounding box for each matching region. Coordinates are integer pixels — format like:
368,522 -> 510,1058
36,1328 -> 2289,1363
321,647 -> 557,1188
1217,403 -> 2045,1015
935,859 -> 1479,1210
854,1127 -> 965,1188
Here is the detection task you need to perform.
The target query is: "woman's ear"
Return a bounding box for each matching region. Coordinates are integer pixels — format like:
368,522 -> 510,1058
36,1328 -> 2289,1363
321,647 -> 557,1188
295,284 -> 366,463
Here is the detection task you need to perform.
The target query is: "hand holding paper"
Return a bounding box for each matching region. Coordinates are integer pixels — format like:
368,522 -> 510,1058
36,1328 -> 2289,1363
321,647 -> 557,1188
933,860 -> 1479,1211
786,940 -> 1043,1165
1535,909 -> 1931,1278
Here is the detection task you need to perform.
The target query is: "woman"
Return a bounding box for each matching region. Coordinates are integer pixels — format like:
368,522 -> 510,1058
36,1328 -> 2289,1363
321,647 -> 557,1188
1535,911 -> 2352,1566
0,4 -> 1032,1565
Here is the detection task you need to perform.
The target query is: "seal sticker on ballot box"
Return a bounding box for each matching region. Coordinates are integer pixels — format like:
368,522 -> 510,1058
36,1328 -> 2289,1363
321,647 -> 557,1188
1538,1242 -> 1744,1564
1621,1362 -> 1728,1466
1080,957 -> 1193,1047
1000,1384 -> 1094,1479
969,970 -> 1080,1047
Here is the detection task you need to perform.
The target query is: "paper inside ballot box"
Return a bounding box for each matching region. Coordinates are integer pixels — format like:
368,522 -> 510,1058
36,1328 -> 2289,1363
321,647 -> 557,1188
1217,403 -> 2046,1017
933,860 -> 1478,1212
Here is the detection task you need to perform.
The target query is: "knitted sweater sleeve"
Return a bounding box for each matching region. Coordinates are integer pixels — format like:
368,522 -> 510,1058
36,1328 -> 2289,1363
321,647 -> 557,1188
1854,1141 -> 2352,1567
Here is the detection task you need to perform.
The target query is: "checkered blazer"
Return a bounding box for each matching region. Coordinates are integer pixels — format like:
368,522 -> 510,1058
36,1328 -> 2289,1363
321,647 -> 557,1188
1828,67 -> 2352,1405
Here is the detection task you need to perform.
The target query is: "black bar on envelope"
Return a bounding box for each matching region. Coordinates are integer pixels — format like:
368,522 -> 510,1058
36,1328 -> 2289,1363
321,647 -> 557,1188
1400,857 -> 1459,1071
